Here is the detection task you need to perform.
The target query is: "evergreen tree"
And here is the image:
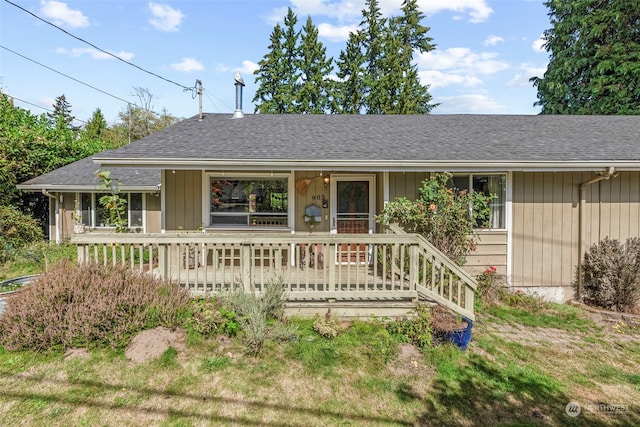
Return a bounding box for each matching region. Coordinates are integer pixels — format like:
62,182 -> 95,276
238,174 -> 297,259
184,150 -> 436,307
253,23 -> 286,113
296,16 -> 334,113
359,0 -> 387,114
381,0 -> 436,113
334,0 -> 435,114
253,8 -> 300,113
531,0 -> 640,114
47,94 -> 78,130
334,31 -> 366,113
82,108 -> 108,141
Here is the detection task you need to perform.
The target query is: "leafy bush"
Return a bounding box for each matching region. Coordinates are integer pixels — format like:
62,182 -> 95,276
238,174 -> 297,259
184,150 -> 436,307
0,261 -> 191,351
579,237 -> 640,313
385,302 -> 433,349
0,205 -> 44,264
187,297 -> 238,337
476,266 -> 506,307
377,172 -> 493,265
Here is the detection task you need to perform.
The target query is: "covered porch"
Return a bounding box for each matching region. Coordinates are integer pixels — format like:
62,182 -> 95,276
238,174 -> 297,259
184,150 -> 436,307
71,228 -> 477,320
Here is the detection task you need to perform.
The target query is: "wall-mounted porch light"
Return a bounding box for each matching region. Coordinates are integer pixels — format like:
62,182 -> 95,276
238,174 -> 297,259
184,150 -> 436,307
323,176 -> 330,188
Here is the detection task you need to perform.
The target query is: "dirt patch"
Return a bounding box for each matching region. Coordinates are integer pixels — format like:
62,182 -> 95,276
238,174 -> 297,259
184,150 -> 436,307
479,303 -> 640,347
64,347 -> 91,360
124,326 -> 186,363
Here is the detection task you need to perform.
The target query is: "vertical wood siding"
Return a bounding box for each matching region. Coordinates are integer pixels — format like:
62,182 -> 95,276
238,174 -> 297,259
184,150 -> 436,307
512,171 -> 640,294
165,170 -> 202,230
145,193 -> 161,233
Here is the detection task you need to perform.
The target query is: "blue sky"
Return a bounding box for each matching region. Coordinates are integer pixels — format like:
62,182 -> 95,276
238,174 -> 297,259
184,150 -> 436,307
0,0 -> 550,125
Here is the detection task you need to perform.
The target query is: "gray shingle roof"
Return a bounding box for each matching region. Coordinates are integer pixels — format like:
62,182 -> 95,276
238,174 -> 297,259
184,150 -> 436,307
91,114 -> 640,170
18,155 -> 160,192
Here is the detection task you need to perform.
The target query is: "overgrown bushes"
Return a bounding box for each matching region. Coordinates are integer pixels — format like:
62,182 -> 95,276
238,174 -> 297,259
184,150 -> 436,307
0,205 -> 44,264
579,237 -> 640,313
0,261 -> 191,351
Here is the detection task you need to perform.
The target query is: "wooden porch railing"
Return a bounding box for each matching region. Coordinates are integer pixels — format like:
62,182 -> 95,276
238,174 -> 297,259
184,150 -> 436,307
71,229 -> 477,320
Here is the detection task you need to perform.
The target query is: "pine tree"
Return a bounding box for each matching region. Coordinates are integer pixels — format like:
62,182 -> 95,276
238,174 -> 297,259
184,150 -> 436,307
253,8 -> 301,113
82,108 -> 108,140
359,0 -> 388,114
296,16 -> 334,113
253,23 -> 286,113
47,94 -> 78,130
382,0 -> 436,114
531,0 -> 640,114
334,31 -> 366,113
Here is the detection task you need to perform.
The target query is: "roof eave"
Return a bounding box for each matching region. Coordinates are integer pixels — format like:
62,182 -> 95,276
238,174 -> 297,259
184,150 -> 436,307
17,184 -> 160,193
91,158 -> 640,173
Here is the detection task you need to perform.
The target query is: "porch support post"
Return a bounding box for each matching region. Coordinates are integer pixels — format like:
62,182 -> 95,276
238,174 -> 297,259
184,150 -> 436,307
242,244 -> 252,292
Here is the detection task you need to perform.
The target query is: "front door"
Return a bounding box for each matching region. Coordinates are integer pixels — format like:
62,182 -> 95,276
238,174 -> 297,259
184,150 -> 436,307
330,175 -> 375,263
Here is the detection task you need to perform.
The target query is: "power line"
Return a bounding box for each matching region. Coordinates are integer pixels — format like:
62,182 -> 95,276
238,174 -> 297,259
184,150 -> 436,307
4,0 -> 197,94
1,45 -> 137,108
6,94 -> 87,125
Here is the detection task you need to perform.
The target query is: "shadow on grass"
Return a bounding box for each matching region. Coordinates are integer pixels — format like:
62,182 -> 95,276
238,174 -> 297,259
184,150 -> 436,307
0,371 -> 414,426
416,352 -> 640,426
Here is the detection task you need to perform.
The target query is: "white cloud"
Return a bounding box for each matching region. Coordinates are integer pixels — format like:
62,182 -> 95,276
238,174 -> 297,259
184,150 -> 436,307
268,0 -> 491,26
507,64 -> 547,88
148,2 -> 184,32
432,94 -> 504,114
214,60 -> 258,77
418,48 -> 509,74
419,70 -> 483,89
55,47 -> 134,60
418,0 -> 493,23
171,58 -> 204,72
484,35 -> 504,47
532,35 -> 546,53
40,1 -> 89,28
318,23 -> 358,43
238,60 -> 259,75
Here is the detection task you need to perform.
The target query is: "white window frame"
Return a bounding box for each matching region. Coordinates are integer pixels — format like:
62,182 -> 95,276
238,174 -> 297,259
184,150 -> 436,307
450,173 -> 507,230
203,172 -> 294,230
77,192 -> 146,231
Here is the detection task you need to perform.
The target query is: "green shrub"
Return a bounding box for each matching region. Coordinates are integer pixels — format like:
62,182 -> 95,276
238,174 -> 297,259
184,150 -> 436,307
0,261 -> 191,351
0,205 -> 44,264
386,302 -> 433,349
579,237 -> 640,313
476,266 -> 506,307
187,297 -> 238,337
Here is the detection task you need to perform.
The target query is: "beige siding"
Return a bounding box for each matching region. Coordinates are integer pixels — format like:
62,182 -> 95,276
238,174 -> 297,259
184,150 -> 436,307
165,170 -> 202,230
512,171 -> 640,297
145,193 -> 161,233
295,171 -> 331,233
465,231 -> 507,277
388,172 -> 428,201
